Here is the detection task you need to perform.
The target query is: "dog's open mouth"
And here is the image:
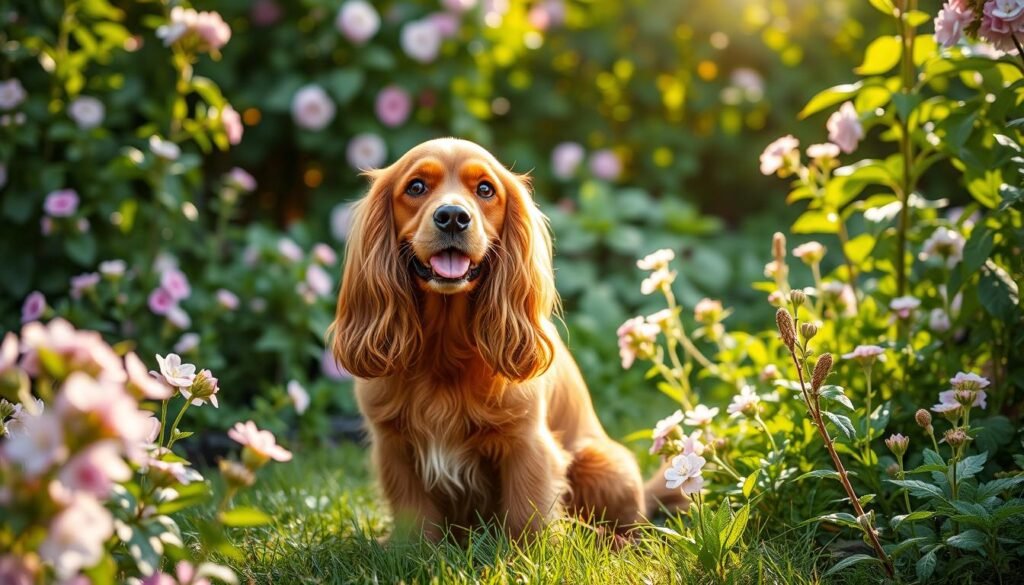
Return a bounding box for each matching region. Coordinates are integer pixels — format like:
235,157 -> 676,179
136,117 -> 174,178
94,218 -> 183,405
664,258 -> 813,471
409,248 -> 483,283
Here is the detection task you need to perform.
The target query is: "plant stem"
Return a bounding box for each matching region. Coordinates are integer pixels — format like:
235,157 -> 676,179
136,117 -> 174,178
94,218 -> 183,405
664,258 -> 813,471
835,219 -> 860,304
159,399 -> 168,447
895,0 -> 918,297
788,349 -> 895,578
663,286 -> 720,375
754,413 -> 778,452
166,400 -> 192,450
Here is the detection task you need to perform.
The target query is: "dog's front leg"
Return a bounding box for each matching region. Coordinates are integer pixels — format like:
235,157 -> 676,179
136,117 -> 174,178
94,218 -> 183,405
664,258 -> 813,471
500,427 -> 570,537
373,433 -> 444,541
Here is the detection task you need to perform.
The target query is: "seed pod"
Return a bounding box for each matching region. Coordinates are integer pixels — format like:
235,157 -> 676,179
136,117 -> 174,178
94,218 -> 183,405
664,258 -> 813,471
800,322 -> 818,341
914,409 -> 932,428
811,353 -> 833,392
776,308 -> 797,350
772,232 -> 787,262
790,289 -> 806,307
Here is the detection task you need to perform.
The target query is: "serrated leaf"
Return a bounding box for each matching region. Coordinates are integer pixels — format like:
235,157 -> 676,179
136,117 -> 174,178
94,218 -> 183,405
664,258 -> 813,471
887,479 -> 945,499
796,469 -> 842,482
917,549 -> 938,581
819,385 -> 854,410
946,529 -> 987,551
722,505 -> 749,550
955,453 -> 987,480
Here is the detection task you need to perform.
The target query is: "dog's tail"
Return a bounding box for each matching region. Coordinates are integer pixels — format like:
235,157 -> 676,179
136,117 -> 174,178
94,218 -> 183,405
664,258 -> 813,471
643,459 -> 690,518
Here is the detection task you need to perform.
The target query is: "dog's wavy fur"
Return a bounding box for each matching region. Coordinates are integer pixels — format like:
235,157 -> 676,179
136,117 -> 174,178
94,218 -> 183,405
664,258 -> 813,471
329,138 -> 682,540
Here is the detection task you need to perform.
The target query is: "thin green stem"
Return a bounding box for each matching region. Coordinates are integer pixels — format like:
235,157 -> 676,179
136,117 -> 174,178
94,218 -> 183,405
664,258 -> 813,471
159,399 -> 169,447
754,413 -> 778,452
166,401 -> 192,450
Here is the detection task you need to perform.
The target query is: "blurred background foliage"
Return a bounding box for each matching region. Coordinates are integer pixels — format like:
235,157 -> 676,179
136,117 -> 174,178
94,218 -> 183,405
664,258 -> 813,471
1,0 -> 903,433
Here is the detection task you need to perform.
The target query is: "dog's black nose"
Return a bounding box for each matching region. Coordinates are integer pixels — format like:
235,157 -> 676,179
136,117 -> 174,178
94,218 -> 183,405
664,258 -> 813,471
433,205 -> 471,233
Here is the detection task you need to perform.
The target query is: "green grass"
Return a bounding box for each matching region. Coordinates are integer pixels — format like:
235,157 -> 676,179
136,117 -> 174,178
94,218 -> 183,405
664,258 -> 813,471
187,446 -> 877,585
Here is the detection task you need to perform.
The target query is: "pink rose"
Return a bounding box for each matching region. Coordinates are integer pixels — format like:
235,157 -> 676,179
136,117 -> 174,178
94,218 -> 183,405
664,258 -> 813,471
44,189 -> 79,217
221,104 -> 243,145
375,85 -> 412,128
336,0 -> 380,45
291,85 -> 336,131
346,133 -> 387,169
588,149 -> 622,181
401,19 -> 442,63
826,102 -> 863,154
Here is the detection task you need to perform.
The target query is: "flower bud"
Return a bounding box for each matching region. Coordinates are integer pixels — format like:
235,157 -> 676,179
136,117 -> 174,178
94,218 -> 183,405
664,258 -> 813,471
767,290 -> 785,308
914,409 -> 932,429
713,437 -> 728,452
885,462 -> 900,478
789,290 -> 806,308
941,407 -> 962,423
800,322 -> 818,341
811,353 -> 833,392
776,308 -> 797,351
884,433 -> 909,458
954,389 -> 976,407
944,428 -> 969,448
219,459 -> 256,489
772,232 -> 787,262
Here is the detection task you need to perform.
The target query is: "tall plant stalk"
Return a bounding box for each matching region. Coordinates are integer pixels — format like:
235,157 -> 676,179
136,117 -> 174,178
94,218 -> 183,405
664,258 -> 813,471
894,0 -> 918,297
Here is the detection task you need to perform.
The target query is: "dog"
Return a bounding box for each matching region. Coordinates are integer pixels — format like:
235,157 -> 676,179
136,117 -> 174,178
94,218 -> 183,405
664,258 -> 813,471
329,138 -> 679,540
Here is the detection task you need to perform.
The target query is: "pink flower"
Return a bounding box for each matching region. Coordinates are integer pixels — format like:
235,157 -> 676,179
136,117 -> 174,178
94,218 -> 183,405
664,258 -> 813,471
69,272 -> 100,299
228,420 -> 293,465
0,332 -> 17,376
792,241 -> 826,264
157,7 -> 231,53
216,288 -> 240,310
173,332 -> 200,354
443,0 -> 477,12
21,291 -> 46,323
933,389 -> 987,412
68,96 -> 105,130
160,268 -> 191,301
401,19 -> 442,63
679,430 -> 706,456
664,452 -> 705,495
649,410 -> 683,454
57,374 -> 151,448
920,226 -> 965,267
312,243 -> 337,265
889,296 -> 921,320
306,264 -> 333,297
221,104 -> 243,145
429,12 -> 461,38
147,459 -> 202,486
827,102 -> 863,154
375,85 -> 412,127
727,386 -> 761,418
277,237 -> 303,263
181,369 -> 219,408
950,371 -> 990,391
616,316 -> 660,369
125,352 -> 173,399
980,0 -> 1024,51
44,189 -> 80,217
759,135 -> 800,176
684,405 -> 719,427
58,440 -> 131,498
0,555 -> 34,585
2,411 -> 67,477
250,0 -> 282,26
38,495 -> 115,580
551,142 -> 585,180
589,149 -> 622,180
331,203 -> 355,242
288,380 -> 310,415
18,319 -> 125,383
0,79 -> 26,110
154,353 -> 196,389
935,0 -> 975,47
225,167 -> 256,192
842,344 -> 886,366
167,306 -> 190,329
336,0 -> 380,45
693,298 -> 724,324
147,288 -> 175,316
291,85 -> 336,131
346,133 -> 387,170
321,351 -> 352,380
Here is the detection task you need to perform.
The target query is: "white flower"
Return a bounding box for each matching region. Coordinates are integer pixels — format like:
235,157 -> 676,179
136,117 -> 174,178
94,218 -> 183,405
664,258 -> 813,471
154,353 -> 196,389
173,332 -> 200,354
291,85 -> 336,131
149,136 -> 181,160
346,133 -> 387,169
0,79 -> 26,110
641,268 -> 675,295
67,96 -> 105,129
637,248 -> 675,271
2,411 -> 67,476
806,142 -> 840,160
287,380 -> 310,415
277,237 -> 303,263
57,440 -> 131,499
759,135 -> 799,176
929,308 -> 951,333
331,202 -> 355,242
551,142 -> 585,179
920,226 -> 965,267
646,309 -> 674,329
400,19 -> 442,63
683,404 -> 719,427
727,385 -> 761,418
841,344 -> 886,364
950,372 -> 990,391
38,494 -> 115,579
792,241 -> 826,264
679,430 -> 706,456
98,259 -> 126,278
616,316 -> 660,369
664,452 -> 706,495
125,352 -> 173,400
826,102 -> 863,154
649,410 -> 683,454
889,296 -> 920,320
306,264 -> 333,297
336,0 -> 380,45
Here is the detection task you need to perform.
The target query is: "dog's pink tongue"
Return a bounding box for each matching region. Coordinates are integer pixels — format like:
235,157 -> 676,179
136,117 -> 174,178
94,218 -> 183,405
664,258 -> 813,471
429,251 -> 471,279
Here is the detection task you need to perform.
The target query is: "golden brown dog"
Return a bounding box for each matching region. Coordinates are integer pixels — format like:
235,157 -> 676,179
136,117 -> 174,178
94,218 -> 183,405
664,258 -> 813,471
330,138 -> 676,540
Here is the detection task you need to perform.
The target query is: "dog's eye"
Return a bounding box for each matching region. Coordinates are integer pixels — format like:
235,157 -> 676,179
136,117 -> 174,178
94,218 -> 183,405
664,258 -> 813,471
405,180 -> 427,197
476,181 -> 495,199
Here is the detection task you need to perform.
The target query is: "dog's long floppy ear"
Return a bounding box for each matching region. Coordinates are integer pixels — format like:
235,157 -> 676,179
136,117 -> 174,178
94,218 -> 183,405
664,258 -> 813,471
471,169 -> 557,382
329,169 -> 421,378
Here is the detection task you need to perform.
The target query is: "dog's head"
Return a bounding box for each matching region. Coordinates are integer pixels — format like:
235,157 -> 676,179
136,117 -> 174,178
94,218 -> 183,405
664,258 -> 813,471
330,138 -> 556,381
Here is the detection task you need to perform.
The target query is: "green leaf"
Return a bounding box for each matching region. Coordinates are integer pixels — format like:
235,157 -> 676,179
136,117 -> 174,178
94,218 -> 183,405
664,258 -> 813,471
979,266 -> 1018,320
792,210 -> 839,234
64,232 -> 97,266
816,512 -> 861,529
798,83 -> 863,119
219,506 -> 273,527
823,411 -> 856,440
321,68 -> 365,105
892,92 -> 922,122
819,385 -> 854,410
824,554 -> 880,577
868,0 -> 895,16
977,476 -> 1024,501
904,9 -> 932,27
722,505 -> 749,550
917,549 -> 938,581
955,453 -> 988,480
796,469 -> 843,482
891,510 -> 936,529
887,479 -> 945,499
946,529 -> 987,551
855,37 -> 902,75
742,470 -> 760,498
